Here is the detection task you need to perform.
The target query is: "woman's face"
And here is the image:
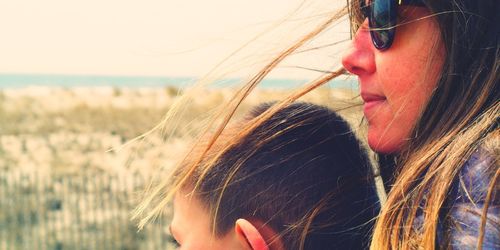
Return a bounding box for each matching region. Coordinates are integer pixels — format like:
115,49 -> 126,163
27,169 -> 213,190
342,6 -> 445,153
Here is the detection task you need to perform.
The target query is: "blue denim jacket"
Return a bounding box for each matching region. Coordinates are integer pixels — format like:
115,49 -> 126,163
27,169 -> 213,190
438,146 -> 499,249
383,145 -> 499,249
408,146 -> 500,249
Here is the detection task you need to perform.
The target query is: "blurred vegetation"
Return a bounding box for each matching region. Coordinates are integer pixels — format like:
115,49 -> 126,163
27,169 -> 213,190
0,103 -> 168,141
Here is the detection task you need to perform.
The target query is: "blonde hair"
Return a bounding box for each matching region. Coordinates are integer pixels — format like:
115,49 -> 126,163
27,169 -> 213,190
134,5 -> 349,228
371,107 -> 499,249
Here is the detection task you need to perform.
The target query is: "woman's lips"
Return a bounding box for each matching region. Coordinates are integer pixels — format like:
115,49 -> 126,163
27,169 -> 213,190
361,92 -> 386,115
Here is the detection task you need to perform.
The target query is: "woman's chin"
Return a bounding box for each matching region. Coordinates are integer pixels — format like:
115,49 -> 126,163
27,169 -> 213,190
367,132 -> 403,154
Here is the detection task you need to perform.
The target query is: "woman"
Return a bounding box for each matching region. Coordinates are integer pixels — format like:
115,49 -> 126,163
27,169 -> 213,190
136,0 -> 498,248
342,0 -> 498,249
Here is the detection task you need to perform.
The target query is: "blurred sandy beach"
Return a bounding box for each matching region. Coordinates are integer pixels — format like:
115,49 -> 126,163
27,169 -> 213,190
0,85 -> 362,176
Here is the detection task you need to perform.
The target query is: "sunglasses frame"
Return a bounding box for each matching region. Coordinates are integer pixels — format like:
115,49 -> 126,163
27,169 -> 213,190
359,0 -> 426,50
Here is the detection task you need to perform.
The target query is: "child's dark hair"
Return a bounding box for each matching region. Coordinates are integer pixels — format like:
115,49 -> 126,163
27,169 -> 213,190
183,102 -> 379,249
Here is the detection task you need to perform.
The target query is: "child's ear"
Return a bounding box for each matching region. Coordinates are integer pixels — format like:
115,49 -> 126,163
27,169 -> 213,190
234,219 -> 270,250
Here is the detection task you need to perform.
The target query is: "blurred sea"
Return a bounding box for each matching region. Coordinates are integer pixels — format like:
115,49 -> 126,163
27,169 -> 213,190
0,74 -> 358,90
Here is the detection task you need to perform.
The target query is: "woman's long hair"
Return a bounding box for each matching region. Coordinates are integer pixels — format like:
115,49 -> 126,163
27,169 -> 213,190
134,5 -> 350,229
369,0 -> 499,248
134,0 -> 498,249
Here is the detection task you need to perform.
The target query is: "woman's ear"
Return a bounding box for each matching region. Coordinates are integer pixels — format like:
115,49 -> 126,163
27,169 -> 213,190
234,219 -> 270,250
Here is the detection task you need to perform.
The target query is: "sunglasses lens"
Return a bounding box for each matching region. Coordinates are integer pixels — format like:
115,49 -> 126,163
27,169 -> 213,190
368,0 -> 397,50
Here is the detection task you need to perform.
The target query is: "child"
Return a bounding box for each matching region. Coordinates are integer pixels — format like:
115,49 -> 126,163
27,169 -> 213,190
167,102 -> 379,249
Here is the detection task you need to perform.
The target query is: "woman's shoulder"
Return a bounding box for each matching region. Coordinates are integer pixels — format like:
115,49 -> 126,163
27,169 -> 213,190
443,139 -> 499,249
455,144 -> 497,203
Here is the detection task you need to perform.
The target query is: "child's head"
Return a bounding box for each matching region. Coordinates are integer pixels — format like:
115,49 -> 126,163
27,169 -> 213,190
170,102 -> 379,249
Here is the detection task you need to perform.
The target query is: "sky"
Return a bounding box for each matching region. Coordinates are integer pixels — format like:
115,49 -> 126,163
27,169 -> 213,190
0,0 -> 349,78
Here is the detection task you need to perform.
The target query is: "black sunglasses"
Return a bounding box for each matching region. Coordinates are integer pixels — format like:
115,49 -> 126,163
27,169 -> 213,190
360,0 -> 426,50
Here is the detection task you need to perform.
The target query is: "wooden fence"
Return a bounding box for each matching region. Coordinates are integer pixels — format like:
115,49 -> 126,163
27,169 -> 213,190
0,171 -> 173,250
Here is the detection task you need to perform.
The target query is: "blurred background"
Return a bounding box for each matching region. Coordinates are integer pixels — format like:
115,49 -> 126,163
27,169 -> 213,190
0,0 -> 359,249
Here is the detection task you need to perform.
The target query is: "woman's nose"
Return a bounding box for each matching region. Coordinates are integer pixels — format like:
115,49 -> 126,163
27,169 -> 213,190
341,20 -> 376,76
